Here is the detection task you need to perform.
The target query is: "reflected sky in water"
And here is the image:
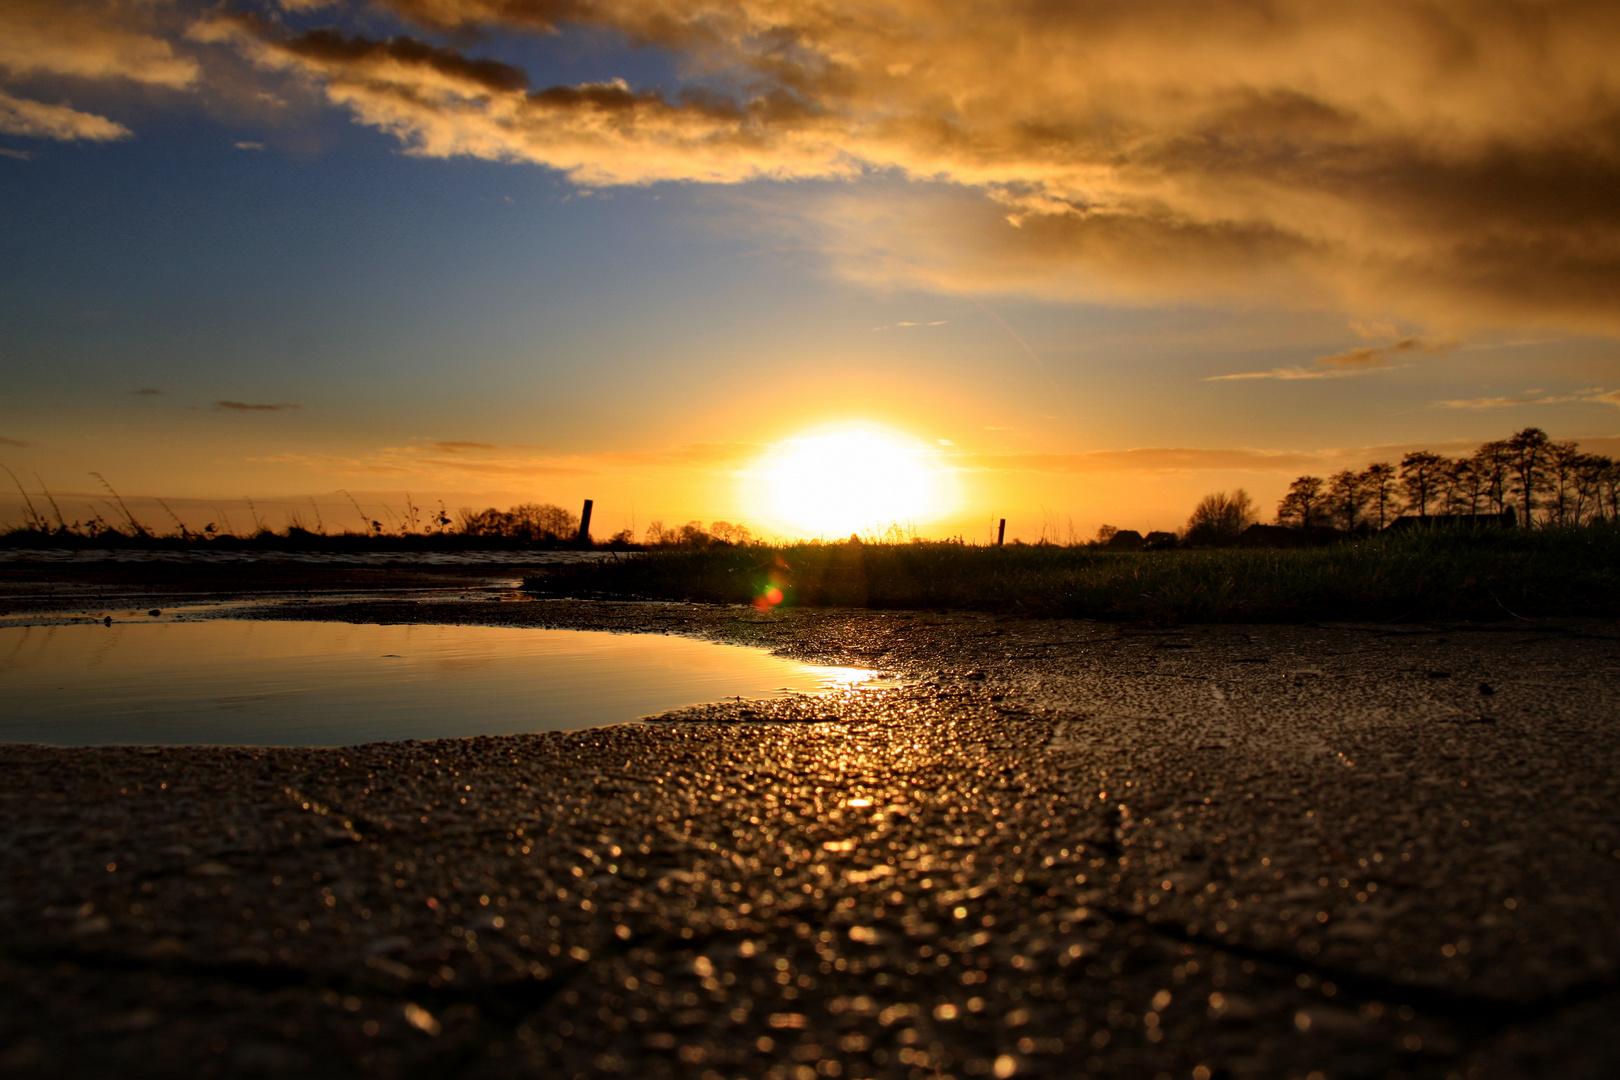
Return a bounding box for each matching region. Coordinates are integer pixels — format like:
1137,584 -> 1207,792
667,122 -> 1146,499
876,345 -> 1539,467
0,621 -> 872,747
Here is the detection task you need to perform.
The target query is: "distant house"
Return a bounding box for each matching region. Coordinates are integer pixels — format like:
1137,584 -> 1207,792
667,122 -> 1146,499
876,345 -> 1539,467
1105,529 -> 1145,550
1385,511 -> 1517,531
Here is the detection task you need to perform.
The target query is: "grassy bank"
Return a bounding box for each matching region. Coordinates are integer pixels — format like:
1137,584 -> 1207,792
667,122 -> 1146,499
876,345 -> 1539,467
523,526 -> 1620,622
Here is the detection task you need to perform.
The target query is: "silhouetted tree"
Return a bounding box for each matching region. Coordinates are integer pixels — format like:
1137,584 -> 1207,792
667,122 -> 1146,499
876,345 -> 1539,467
1360,462 -> 1398,529
1575,453 -> 1611,524
1326,471 -> 1366,531
1440,456 -> 1482,515
1398,451 -> 1446,517
1599,458 -> 1620,524
707,521 -> 757,545
1277,475 -> 1326,527
1473,440 -> 1512,515
1184,489 -> 1256,544
1505,427 -> 1552,525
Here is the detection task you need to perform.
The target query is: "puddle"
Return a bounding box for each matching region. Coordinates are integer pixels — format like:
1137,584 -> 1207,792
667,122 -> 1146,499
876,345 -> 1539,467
0,621 -> 874,746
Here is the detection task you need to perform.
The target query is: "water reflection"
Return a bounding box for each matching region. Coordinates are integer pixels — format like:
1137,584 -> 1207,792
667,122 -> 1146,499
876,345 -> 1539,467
0,621 -> 873,746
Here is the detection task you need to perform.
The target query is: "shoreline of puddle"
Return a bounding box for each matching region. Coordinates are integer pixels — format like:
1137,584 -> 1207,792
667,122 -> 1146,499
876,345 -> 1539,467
0,614 -> 892,747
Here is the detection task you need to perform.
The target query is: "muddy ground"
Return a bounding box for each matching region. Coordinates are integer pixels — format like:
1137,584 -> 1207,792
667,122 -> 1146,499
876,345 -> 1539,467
1,562 -> 1618,1079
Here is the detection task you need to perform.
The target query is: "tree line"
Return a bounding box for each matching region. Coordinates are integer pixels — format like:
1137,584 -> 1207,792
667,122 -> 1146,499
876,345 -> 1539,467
1188,427 -> 1620,543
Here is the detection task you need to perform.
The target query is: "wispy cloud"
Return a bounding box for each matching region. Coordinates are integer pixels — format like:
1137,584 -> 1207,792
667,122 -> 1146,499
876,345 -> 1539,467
1208,336 -> 1460,382
1438,388 -> 1620,410
0,147 -> 33,161
954,446 -> 1331,475
0,436 -> 30,448
250,438 -> 768,484
234,140 -> 264,151
874,320 -> 949,330
1205,365 -> 1384,383
429,440 -> 498,453
214,400 -> 299,412
0,89 -> 130,142
131,387 -> 161,396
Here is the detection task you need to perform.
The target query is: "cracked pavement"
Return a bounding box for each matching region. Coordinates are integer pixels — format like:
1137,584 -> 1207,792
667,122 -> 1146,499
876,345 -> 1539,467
2,588 -> 1619,1079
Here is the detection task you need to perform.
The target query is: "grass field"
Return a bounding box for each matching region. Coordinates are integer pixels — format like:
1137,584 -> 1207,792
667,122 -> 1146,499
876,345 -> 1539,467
523,526 -> 1620,622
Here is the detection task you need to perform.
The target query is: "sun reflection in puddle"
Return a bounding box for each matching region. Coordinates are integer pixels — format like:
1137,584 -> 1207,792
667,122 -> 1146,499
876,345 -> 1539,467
0,620 -> 878,746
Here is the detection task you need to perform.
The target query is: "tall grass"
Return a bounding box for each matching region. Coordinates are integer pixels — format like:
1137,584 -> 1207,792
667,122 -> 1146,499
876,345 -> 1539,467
523,526 -> 1620,622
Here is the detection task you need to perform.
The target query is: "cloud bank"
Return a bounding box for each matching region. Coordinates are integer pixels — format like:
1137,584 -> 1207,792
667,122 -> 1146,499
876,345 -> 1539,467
182,0 -> 1620,332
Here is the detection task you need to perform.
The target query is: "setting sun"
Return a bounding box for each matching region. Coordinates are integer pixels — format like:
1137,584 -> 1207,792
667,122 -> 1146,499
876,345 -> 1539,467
755,428 -> 954,538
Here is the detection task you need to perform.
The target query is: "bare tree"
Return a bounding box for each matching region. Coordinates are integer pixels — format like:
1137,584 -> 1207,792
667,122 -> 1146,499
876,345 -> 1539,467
1441,456 -> 1482,515
1472,441 -> 1512,515
1360,462 -> 1398,529
457,503 -> 579,541
1277,476 -> 1326,527
1398,451 -> 1446,517
1326,471 -> 1366,531
1599,458 -> 1620,524
708,521 -> 756,545
1505,427 -> 1552,525
1544,441 -> 1587,524
1569,452 -> 1614,525
1184,489 -> 1256,544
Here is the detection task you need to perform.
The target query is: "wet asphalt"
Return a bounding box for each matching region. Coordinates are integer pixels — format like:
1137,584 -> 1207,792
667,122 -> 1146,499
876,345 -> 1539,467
2,589 -> 1619,1080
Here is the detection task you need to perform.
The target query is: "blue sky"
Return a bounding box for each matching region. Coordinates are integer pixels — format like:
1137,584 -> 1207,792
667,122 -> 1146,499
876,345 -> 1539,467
3,1 -> 1618,540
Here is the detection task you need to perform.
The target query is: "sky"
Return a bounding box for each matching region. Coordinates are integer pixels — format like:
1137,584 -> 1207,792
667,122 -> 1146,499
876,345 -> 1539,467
2,0 -> 1619,542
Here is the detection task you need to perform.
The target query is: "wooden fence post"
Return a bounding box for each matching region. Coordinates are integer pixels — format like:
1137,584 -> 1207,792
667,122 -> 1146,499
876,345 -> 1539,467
577,499 -> 594,546
996,518 -> 1006,546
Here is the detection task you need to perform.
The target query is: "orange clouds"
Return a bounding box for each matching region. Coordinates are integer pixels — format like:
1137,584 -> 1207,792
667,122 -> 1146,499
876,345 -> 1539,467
0,0 -> 197,88
0,89 -> 130,142
0,2 -> 1611,333
180,0 -> 1620,332
0,0 -> 196,143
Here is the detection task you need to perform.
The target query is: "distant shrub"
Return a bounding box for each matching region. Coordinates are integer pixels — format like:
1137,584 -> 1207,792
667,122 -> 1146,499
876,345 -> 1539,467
456,503 -> 579,542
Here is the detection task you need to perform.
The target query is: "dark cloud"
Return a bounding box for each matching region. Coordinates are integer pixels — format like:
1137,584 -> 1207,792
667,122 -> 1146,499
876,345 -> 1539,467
0,436 -> 30,447
214,400 -> 299,411
186,1 -> 1620,332
278,28 -> 530,94
131,387 -> 161,395
431,440 -> 498,452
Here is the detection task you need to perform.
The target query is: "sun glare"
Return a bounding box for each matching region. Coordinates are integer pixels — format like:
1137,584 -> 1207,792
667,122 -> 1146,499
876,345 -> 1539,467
757,427 -> 952,538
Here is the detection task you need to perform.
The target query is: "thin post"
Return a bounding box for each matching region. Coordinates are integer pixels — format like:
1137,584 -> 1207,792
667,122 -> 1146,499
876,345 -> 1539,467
577,499 -> 594,546
996,518 -> 1006,546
